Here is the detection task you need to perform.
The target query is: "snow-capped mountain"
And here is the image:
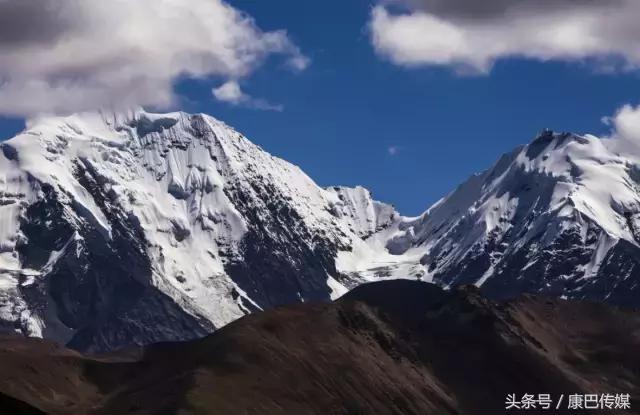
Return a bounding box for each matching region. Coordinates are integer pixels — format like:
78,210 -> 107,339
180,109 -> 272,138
0,109 -> 397,351
2,109 -> 640,352
343,130 -> 640,306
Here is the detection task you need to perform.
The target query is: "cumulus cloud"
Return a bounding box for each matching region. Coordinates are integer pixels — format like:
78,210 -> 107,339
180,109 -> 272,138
597,103 -> 640,158
213,81 -> 246,105
604,104 -> 640,142
369,0 -> 640,73
0,0 -> 308,117
212,80 -> 283,111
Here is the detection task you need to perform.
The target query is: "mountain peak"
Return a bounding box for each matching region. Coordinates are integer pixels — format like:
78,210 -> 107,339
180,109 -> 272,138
21,108 -> 212,142
524,129 -> 595,162
0,109 -> 380,351
336,125 -> 640,306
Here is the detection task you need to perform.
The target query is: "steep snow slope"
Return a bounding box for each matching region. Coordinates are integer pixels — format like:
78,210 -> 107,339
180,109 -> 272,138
0,109 -> 396,351
343,130 -> 640,306
325,186 -> 397,238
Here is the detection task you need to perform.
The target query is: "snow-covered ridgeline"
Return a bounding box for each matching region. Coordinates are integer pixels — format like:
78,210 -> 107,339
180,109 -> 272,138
0,109 -> 396,351
338,131 -> 640,304
3,109 -> 640,351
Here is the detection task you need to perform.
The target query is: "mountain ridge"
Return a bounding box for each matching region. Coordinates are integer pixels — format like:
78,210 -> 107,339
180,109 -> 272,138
0,109 -> 395,351
344,129 -> 640,306
0,280 -> 638,414
2,109 -> 640,351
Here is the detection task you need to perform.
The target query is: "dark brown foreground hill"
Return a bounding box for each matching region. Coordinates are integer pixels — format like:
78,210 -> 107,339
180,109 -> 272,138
1,280 -> 639,414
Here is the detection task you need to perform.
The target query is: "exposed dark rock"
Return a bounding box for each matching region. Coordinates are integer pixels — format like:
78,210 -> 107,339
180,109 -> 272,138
223,179 -> 343,308
0,143 -> 18,162
134,115 -> 178,138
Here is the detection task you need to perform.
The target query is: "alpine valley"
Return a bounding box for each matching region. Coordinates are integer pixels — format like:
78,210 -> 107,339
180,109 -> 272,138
1,109 -> 640,352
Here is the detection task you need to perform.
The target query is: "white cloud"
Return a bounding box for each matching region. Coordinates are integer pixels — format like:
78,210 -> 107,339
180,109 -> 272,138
0,0 -> 307,117
286,55 -> 312,72
212,81 -> 283,112
387,145 -> 400,156
212,81 -> 246,105
369,0 -> 640,73
598,103 -> 640,158
604,104 -> 640,142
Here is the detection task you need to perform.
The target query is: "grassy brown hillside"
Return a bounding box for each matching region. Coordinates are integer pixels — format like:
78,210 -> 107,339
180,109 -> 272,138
0,280 -> 638,414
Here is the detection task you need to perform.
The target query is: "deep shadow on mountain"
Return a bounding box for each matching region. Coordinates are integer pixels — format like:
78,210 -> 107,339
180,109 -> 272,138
0,280 -> 639,414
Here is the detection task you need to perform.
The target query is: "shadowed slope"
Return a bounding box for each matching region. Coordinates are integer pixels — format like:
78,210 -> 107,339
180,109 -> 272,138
0,280 -> 638,414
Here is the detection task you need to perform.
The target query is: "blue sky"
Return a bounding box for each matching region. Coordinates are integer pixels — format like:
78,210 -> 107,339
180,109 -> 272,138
1,0 -> 640,215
